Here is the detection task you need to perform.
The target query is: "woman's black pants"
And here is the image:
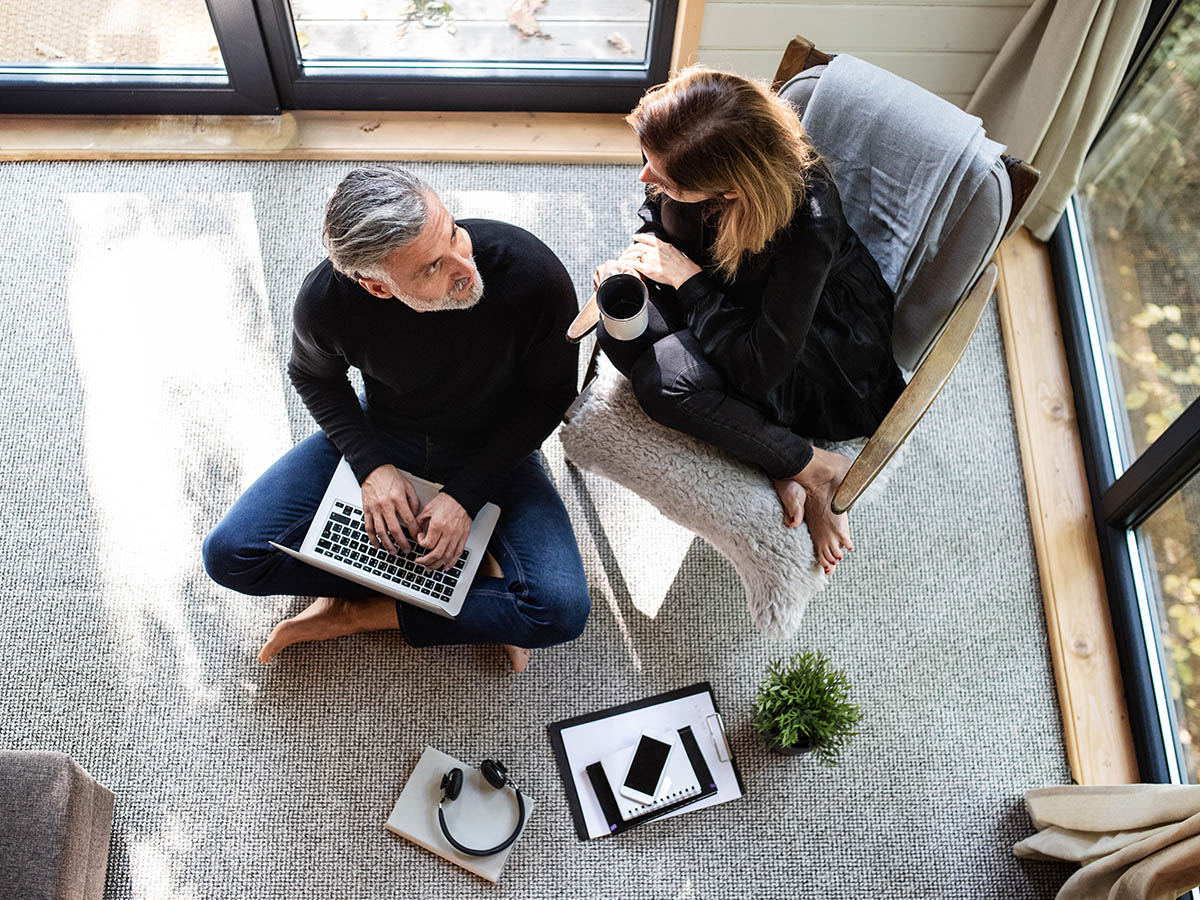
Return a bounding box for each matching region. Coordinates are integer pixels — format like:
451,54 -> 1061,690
595,292 -> 815,480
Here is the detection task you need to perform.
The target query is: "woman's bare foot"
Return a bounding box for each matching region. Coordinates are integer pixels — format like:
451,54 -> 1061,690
258,595 -> 398,663
772,479 -> 806,528
504,644 -> 532,673
793,447 -> 855,575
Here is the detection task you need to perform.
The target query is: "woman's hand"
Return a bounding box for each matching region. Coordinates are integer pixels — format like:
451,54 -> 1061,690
619,234 -> 702,289
592,258 -> 639,289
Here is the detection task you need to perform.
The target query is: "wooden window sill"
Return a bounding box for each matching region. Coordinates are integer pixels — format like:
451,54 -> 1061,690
996,228 -> 1140,785
0,110 -> 641,163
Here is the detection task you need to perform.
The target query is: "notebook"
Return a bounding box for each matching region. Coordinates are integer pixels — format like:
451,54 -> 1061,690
384,746 -> 534,884
598,730 -> 702,821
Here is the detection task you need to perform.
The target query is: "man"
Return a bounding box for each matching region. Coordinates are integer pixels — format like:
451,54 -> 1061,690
203,166 -> 590,672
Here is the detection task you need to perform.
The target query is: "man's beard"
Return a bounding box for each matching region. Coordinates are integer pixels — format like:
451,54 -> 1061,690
396,264 -> 485,312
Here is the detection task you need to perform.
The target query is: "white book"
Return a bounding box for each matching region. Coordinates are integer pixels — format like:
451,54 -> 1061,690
385,746 -> 534,884
598,731 -> 702,822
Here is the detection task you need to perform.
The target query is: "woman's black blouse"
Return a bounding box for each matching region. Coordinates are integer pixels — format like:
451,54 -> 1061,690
638,168 -> 907,440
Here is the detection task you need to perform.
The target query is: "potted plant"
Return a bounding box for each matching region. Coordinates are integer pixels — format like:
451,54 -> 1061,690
751,649 -> 862,765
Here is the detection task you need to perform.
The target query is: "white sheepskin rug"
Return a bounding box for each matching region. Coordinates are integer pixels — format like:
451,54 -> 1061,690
559,356 -> 901,638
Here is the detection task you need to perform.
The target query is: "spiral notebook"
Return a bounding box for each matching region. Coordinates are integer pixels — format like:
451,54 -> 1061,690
598,731 -> 701,821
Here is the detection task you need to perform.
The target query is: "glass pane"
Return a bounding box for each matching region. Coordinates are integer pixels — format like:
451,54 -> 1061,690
0,0 -> 224,69
289,0 -> 651,66
1139,470 -> 1200,782
1077,1 -> 1200,467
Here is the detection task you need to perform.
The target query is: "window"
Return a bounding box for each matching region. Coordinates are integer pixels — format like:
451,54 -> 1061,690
1052,0 -> 1200,783
0,0 -> 278,114
253,0 -> 679,112
0,0 -> 679,114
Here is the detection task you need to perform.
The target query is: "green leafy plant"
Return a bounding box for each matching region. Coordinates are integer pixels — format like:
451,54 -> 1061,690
751,650 -> 862,766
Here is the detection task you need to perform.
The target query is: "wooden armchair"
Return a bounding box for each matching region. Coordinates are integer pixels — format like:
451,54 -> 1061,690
566,35 -> 1040,516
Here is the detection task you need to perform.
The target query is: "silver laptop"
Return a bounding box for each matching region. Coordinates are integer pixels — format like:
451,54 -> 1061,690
270,457 -> 500,618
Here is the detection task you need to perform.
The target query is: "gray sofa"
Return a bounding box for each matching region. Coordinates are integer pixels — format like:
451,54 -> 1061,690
0,751 -> 114,900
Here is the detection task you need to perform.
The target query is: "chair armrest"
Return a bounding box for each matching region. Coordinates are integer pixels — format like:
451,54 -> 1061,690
1003,156 -> 1041,241
831,262 -> 999,514
566,292 -> 599,343
772,36 -> 833,93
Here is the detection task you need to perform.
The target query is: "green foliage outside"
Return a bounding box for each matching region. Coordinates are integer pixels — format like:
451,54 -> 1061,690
751,650 -> 861,767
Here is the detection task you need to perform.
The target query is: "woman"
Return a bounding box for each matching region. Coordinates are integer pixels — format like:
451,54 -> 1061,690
593,67 -> 906,575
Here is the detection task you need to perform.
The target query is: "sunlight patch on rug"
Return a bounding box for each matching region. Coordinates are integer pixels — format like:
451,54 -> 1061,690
65,191 -> 290,697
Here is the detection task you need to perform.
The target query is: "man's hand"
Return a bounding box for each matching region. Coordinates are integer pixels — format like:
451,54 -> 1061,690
361,464 -> 421,554
415,492 -> 473,571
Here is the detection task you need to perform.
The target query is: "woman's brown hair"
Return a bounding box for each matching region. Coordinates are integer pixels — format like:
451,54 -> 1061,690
627,66 -> 821,279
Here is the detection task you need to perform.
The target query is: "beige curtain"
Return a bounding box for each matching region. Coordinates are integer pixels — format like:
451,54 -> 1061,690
966,0 -> 1152,240
1015,785 -> 1200,900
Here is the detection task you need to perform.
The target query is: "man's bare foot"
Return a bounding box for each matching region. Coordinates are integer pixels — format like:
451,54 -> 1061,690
504,645 -> 531,673
772,479 -> 806,528
258,595 -> 397,663
793,447 -> 856,575
480,551 -> 503,579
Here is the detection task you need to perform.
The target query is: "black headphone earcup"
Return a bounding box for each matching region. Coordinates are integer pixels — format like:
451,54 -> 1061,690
480,759 -> 508,790
440,767 -> 464,801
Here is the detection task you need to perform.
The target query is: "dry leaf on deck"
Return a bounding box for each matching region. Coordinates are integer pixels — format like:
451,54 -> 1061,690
509,0 -> 548,38
607,32 -> 633,54
395,23 -> 408,40
1125,388 -> 1149,410
1164,537 -> 1187,565
296,30 -> 310,49
33,42 -> 67,59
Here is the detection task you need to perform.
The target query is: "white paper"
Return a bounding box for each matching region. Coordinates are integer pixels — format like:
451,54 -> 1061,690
558,691 -> 743,839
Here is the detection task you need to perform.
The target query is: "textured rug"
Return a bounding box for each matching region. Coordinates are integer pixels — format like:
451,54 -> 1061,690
0,159 -> 1073,899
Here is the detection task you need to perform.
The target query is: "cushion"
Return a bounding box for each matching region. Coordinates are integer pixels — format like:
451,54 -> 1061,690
0,751 -> 115,900
560,358 -> 902,637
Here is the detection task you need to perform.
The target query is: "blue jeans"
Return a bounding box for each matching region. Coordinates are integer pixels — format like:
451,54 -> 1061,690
201,426 -> 590,649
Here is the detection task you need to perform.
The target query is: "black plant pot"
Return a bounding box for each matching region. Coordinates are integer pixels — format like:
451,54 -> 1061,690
765,732 -> 814,757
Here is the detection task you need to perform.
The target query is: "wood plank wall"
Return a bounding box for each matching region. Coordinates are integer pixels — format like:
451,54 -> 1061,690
692,0 -> 1032,108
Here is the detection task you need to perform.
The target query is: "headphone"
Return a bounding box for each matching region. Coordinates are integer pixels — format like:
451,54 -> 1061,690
438,759 -> 526,857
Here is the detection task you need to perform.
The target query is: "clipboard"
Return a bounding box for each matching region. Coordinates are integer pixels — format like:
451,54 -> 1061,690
547,682 -> 745,840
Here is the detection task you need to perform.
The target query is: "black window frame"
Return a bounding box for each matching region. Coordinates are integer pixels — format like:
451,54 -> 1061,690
0,0 -> 280,114
250,0 -> 680,113
1047,0 -> 1200,784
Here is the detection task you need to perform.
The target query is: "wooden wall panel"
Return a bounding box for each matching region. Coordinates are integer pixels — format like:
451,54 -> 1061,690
695,1 -> 1033,106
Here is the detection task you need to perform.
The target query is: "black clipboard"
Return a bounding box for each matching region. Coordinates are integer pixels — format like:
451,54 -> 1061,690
546,682 -> 744,841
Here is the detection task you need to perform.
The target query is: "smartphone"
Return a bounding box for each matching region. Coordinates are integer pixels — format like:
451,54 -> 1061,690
619,732 -> 674,805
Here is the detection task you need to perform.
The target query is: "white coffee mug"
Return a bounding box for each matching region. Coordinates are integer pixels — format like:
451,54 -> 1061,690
597,273 -> 649,341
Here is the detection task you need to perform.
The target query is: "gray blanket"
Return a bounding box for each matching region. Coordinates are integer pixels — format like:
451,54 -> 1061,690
800,55 -> 1005,303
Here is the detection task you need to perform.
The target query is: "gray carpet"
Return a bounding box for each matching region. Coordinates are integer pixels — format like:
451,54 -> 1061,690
0,160 -> 1073,899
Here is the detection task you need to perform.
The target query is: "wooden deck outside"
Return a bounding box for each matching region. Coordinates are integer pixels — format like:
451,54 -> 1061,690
293,0 -> 653,64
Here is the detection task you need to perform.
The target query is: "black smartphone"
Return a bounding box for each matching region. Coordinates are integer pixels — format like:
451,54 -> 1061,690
619,732 -> 673,804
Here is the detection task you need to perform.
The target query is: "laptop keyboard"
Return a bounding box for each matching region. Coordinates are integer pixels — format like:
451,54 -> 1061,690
314,500 -> 469,603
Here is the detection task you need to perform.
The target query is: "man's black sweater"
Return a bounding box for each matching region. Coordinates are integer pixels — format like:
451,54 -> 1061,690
288,219 -> 579,517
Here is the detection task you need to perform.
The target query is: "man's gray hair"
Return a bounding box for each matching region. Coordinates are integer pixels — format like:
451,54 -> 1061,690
322,166 -> 431,279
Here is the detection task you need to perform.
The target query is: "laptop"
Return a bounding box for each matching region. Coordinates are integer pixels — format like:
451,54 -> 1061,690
270,457 -> 500,619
